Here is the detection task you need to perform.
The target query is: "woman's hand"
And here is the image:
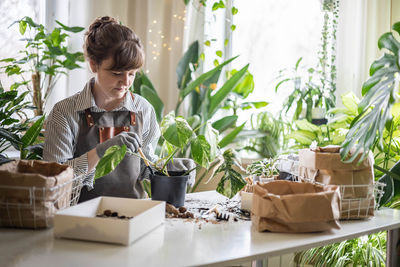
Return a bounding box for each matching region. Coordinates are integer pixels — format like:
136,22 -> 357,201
96,132 -> 141,158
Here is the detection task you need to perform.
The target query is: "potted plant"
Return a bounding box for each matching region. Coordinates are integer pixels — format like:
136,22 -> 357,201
246,158 -> 278,183
275,57 -> 327,124
95,111 -> 220,207
0,17 -> 84,116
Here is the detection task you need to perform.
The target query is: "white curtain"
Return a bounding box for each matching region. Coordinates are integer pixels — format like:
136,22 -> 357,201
336,0 -> 399,103
46,0 -> 186,115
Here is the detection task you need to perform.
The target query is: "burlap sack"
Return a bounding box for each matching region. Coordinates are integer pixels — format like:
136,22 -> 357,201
298,146 -> 375,219
252,180 -> 341,233
0,160 -> 74,228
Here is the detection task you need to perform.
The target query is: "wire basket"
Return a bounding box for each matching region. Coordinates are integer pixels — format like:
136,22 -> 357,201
294,175 -> 385,220
0,175 -> 83,229
339,182 -> 385,220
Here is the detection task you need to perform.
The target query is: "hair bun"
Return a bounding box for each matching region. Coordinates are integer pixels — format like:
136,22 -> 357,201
88,16 -> 118,33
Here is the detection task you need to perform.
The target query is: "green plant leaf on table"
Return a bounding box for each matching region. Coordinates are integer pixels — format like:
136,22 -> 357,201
215,149 -> 246,198
95,145 -> 127,180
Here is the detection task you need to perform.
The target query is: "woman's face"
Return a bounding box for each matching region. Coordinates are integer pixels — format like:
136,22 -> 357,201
90,57 -> 138,101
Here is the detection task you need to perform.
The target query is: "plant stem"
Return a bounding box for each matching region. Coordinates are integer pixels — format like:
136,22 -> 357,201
384,122 -> 394,170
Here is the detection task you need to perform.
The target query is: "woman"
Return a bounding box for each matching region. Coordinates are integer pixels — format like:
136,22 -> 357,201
44,16 -> 193,202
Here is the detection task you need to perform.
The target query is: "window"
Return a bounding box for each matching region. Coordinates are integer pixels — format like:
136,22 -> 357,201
231,0 -> 324,117
0,0 -> 44,89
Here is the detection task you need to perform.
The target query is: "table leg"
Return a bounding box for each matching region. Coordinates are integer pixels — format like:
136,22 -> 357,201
387,228 -> 400,267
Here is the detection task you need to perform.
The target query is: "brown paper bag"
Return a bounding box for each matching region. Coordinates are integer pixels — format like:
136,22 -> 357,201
298,146 -> 375,219
0,160 -> 74,228
251,180 -> 341,233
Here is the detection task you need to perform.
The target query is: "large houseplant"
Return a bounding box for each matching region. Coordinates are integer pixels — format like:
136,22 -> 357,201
0,16 -> 84,115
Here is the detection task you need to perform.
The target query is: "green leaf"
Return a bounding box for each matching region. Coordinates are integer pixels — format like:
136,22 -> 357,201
224,39 -> 229,47
218,122 -> 245,148
213,59 -> 219,66
55,20 -> 85,33
19,20 -> 27,35
231,25 -> 236,31
200,52 -> 205,61
287,130 -> 316,145
190,135 -> 211,168
176,41 -> 199,90
212,115 -> 238,133
274,78 -> 290,92
204,122 -> 219,160
232,6 -> 238,15
341,92 -> 359,115
161,112 -> 193,149
232,70 -> 254,98
20,115 -> 45,148
240,101 -> 268,110
95,145 -> 127,180
216,50 -> 223,57
204,40 -> 211,47
140,85 -> 164,123
215,149 -> 246,198
179,56 -> 238,101
377,160 -> 400,207
133,70 -> 156,94
208,64 -> 249,116
295,119 -> 320,132
0,128 -> 22,146
378,32 -> 399,55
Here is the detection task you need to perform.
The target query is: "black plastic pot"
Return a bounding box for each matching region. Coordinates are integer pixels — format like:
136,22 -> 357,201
150,171 -> 189,208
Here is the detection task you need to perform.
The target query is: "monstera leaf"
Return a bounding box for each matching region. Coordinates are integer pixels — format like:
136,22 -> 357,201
341,22 -> 400,163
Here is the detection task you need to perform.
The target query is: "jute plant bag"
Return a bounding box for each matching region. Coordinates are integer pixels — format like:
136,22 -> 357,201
252,180 -> 341,233
0,160 -> 73,228
298,146 -> 375,219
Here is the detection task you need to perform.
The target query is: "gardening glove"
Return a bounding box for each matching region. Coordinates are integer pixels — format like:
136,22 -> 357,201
96,132 -> 141,158
166,158 -> 197,187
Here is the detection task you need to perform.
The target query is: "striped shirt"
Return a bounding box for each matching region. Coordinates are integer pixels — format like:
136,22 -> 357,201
43,78 -> 160,189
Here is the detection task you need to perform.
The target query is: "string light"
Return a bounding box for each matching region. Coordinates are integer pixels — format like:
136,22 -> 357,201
145,6 -> 186,74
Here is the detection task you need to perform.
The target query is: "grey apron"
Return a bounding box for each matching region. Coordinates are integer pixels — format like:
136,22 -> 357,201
75,101 -> 145,203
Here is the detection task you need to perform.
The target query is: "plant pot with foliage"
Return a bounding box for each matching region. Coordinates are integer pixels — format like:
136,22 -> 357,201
95,111 -> 222,207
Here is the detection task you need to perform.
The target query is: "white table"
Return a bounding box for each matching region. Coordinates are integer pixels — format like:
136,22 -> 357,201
1,191 -> 400,267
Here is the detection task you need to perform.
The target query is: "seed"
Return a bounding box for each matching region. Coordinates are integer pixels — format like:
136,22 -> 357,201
118,215 -> 126,219
103,210 -> 112,216
111,212 -> 118,217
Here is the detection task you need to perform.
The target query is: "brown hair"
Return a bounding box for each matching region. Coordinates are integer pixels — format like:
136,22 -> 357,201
84,16 -> 144,71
